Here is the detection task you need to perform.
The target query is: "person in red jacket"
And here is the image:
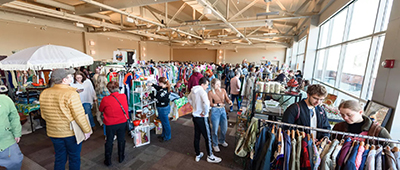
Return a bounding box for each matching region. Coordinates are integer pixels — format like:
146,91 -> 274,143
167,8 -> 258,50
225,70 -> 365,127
188,67 -> 204,92
99,81 -> 129,166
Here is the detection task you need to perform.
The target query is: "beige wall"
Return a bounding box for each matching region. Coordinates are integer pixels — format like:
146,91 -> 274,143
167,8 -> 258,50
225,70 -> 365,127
142,42 -> 170,62
172,48 -> 286,64
85,33 -> 139,61
225,48 -> 286,65
0,20 -> 84,56
173,49 -> 217,62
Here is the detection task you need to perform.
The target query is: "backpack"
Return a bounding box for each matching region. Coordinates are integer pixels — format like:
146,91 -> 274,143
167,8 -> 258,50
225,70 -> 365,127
367,122 -> 383,137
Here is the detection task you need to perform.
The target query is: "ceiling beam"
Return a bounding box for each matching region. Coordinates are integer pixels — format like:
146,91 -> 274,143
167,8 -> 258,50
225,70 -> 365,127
295,0 -> 311,14
247,26 -> 263,36
167,3 -> 186,26
228,0 -> 259,21
144,6 -> 162,23
80,0 -> 202,40
3,1 -> 122,30
75,0 -> 179,15
198,0 -> 219,20
145,6 -> 183,23
198,0 -> 251,44
274,0 -> 287,11
229,0 -> 245,19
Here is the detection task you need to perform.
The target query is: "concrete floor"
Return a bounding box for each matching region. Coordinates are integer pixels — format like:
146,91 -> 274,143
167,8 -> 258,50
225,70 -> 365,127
17,110 -> 245,170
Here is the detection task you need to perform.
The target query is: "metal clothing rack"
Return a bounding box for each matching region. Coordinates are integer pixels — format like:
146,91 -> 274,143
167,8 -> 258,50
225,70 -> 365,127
260,119 -> 400,145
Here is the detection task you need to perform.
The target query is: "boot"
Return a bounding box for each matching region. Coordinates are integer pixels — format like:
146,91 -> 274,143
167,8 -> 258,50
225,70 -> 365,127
118,141 -> 126,163
104,153 -> 112,166
104,144 -> 112,166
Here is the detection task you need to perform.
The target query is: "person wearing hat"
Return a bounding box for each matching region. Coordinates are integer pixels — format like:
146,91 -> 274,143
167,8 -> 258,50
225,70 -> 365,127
188,67 -> 204,93
40,68 -> 92,170
0,85 -> 24,170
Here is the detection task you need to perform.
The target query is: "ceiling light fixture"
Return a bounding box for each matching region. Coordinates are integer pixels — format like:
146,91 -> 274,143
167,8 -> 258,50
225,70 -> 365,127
126,16 -> 135,23
75,22 -> 84,28
203,7 -> 212,14
265,20 -> 273,29
188,35 -> 192,39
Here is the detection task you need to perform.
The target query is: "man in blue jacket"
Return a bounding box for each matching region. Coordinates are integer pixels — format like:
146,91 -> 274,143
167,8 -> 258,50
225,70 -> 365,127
282,84 -> 331,139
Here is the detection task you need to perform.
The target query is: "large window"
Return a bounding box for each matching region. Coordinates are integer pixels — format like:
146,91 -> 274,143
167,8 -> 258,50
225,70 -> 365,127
294,37 -> 307,71
313,0 -> 393,105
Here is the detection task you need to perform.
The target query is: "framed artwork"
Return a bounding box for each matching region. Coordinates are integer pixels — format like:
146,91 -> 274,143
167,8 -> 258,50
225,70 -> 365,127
364,100 -> 393,127
113,50 -> 127,63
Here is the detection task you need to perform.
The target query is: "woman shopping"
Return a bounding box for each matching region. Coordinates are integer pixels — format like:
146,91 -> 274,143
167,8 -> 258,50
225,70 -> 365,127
151,77 -> 172,142
333,100 -> 392,140
95,75 -> 110,139
99,81 -> 129,166
208,78 -> 233,152
70,71 -> 97,129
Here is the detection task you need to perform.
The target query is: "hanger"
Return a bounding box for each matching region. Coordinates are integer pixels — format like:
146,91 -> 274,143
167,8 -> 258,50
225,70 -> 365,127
271,124 -> 276,134
365,136 -> 370,150
296,125 -> 300,137
291,129 -> 295,139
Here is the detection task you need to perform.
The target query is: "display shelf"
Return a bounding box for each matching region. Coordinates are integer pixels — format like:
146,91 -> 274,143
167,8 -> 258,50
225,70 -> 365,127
132,125 -> 150,148
133,100 -> 156,107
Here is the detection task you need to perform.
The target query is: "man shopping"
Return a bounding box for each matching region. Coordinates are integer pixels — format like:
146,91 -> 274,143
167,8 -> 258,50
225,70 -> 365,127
188,77 -> 222,163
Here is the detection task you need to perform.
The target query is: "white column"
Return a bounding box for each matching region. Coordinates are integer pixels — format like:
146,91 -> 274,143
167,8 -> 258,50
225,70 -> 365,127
303,15 -> 320,80
372,0 -> 400,131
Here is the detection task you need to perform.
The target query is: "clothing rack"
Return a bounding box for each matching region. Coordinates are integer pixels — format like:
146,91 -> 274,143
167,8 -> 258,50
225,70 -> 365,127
260,119 -> 400,145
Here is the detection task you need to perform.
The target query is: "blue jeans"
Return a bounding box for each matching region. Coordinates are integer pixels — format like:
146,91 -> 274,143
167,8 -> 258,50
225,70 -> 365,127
82,103 -> 95,127
230,94 -> 241,111
0,143 -> 23,170
157,105 -> 171,141
210,107 -> 228,147
50,136 -> 82,170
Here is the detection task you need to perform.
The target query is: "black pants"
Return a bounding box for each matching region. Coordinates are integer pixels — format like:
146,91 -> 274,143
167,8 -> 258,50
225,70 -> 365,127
105,122 -> 126,159
193,116 -> 213,156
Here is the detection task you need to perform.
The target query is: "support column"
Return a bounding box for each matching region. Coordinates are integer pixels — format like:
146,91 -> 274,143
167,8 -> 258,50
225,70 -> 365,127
303,15 -> 319,80
372,0 -> 400,133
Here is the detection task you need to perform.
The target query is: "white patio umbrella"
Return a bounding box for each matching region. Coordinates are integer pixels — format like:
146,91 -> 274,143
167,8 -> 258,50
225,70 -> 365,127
0,45 -> 93,70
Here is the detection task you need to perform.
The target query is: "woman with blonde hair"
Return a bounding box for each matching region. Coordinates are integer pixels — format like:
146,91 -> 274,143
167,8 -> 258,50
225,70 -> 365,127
95,75 -> 110,138
333,100 -> 391,140
208,78 -> 232,152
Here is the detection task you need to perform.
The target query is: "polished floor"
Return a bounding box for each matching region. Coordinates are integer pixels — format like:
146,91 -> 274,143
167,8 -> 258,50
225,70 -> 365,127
17,112 -> 244,170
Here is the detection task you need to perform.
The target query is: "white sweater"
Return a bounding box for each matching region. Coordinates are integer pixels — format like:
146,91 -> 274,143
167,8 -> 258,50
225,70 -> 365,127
188,85 -> 210,117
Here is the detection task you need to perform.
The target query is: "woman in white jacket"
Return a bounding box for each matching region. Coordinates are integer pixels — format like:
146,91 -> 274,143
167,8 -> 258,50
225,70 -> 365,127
71,71 -> 97,129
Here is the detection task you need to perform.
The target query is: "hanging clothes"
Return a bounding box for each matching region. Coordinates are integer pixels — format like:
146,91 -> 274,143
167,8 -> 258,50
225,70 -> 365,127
365,146 -> 376,170
336,138 -> 352,170
384,146 -> 398,170
375,146 -> 383,170
300,137 -> 311,170
283,132 -> 291,170
343,142 -> 360,170
320,139 -> 340,170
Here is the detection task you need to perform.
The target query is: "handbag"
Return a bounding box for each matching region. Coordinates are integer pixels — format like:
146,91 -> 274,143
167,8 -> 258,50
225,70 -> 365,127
70,114 -> 92,144
111,95 -> 134,131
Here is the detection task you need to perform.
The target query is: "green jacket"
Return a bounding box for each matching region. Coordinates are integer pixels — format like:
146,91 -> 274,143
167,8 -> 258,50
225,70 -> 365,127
0,94 -> 22,151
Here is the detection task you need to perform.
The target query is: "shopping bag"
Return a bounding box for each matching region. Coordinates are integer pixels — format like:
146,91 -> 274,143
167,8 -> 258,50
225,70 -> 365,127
178,103 -> 193,118
155,122 -> 163,135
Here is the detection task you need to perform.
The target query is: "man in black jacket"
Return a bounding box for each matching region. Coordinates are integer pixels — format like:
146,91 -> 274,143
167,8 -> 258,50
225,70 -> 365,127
282,84 -> 331,139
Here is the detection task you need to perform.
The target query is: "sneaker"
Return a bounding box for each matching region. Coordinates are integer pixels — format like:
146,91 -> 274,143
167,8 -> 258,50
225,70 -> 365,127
220,142 -> 228,147
207,155 -> 222,163
213,146 -> 220,152
195,152 -> 204,162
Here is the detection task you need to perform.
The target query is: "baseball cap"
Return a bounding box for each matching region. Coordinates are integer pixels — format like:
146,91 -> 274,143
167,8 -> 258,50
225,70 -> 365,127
0,85 -> 8,93
51,68 -> 75,83
194,67 -> 200,73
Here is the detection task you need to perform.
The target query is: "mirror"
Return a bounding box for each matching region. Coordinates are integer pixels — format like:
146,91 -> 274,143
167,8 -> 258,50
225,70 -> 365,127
364,100 -> 393,127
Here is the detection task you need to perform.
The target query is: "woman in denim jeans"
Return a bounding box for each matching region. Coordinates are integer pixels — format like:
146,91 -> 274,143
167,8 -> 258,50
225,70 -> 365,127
208,79 -> 232,152
151,77 -> 172,142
